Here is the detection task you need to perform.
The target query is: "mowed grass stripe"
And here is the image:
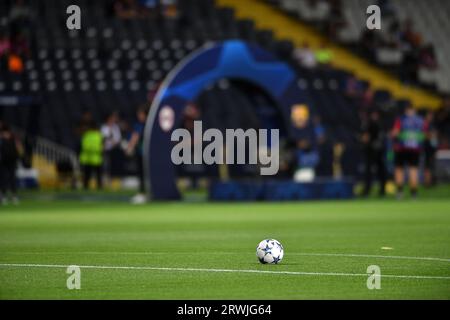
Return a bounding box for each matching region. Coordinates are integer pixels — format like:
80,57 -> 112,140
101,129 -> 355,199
1,263 -> 449,280
3,251 -> 450,263
1,194 -> 449,299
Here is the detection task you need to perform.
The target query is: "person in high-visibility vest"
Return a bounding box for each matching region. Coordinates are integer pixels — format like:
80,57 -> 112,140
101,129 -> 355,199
79,122 -> 103,190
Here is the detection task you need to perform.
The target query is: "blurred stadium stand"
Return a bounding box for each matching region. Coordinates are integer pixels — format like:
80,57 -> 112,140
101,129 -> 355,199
267,0 -> 450,95
2,0 -> 281,149
0,0 -> 449,187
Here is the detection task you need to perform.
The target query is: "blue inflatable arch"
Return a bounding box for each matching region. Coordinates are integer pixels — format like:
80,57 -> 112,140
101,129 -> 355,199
143,40 -> 308,200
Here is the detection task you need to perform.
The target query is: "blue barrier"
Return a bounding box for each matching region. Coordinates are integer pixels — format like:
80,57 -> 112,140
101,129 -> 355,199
209,180 -> 354,201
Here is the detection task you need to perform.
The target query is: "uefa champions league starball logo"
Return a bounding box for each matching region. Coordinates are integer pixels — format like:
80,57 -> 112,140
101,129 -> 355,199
256,239 -> 284,264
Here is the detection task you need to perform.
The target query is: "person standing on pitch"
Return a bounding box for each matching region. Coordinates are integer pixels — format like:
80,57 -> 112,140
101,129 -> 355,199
125,105 -> 148,204
79,121 -> 104,190
101,111 -> 122,185
361,109 -> 387,197
423,110 -> 438,187
391,104 -> 428,199
0,124 -> 23,205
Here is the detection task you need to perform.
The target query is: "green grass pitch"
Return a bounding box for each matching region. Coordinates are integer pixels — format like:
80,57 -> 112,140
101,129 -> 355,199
0,191 -> 449,299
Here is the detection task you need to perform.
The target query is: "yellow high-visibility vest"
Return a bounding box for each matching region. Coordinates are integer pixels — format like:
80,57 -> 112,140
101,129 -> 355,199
79,130 -> 103,166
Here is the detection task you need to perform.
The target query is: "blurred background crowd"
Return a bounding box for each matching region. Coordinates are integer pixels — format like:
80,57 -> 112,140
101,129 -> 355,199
0,0 -> 449,203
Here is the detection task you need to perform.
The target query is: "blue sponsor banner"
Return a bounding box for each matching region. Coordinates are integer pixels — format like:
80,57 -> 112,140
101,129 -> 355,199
209,180 -> 354,201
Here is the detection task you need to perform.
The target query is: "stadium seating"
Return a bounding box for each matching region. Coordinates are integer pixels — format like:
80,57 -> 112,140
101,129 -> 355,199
1,0 -> 420,179
271,0 -> 450,95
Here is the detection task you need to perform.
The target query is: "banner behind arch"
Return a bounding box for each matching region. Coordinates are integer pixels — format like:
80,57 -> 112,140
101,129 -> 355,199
144,40 -> 309,200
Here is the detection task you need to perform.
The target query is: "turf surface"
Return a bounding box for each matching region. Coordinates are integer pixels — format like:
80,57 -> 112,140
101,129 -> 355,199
0,194 -> 449,299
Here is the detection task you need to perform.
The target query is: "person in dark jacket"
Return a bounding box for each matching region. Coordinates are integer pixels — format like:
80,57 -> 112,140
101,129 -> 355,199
423,111 -> 438,187
0,124 -> 22,204
361,110 -> 387,197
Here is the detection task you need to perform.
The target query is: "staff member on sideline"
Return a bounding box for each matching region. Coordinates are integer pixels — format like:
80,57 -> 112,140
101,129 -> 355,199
391,104 -> 428,199
79,122 -> 103,190
361,109 -> 386,197
0,124 -> 23,205
126,105 -> 148,204
101,111 -> 122,185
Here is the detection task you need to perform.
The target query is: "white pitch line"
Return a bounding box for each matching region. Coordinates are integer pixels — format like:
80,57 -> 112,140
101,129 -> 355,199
289,253 -> 450,263
0,263 -> 449,280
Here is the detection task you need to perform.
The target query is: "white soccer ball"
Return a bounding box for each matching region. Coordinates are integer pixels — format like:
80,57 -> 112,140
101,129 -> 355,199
256,239 -> 284,264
